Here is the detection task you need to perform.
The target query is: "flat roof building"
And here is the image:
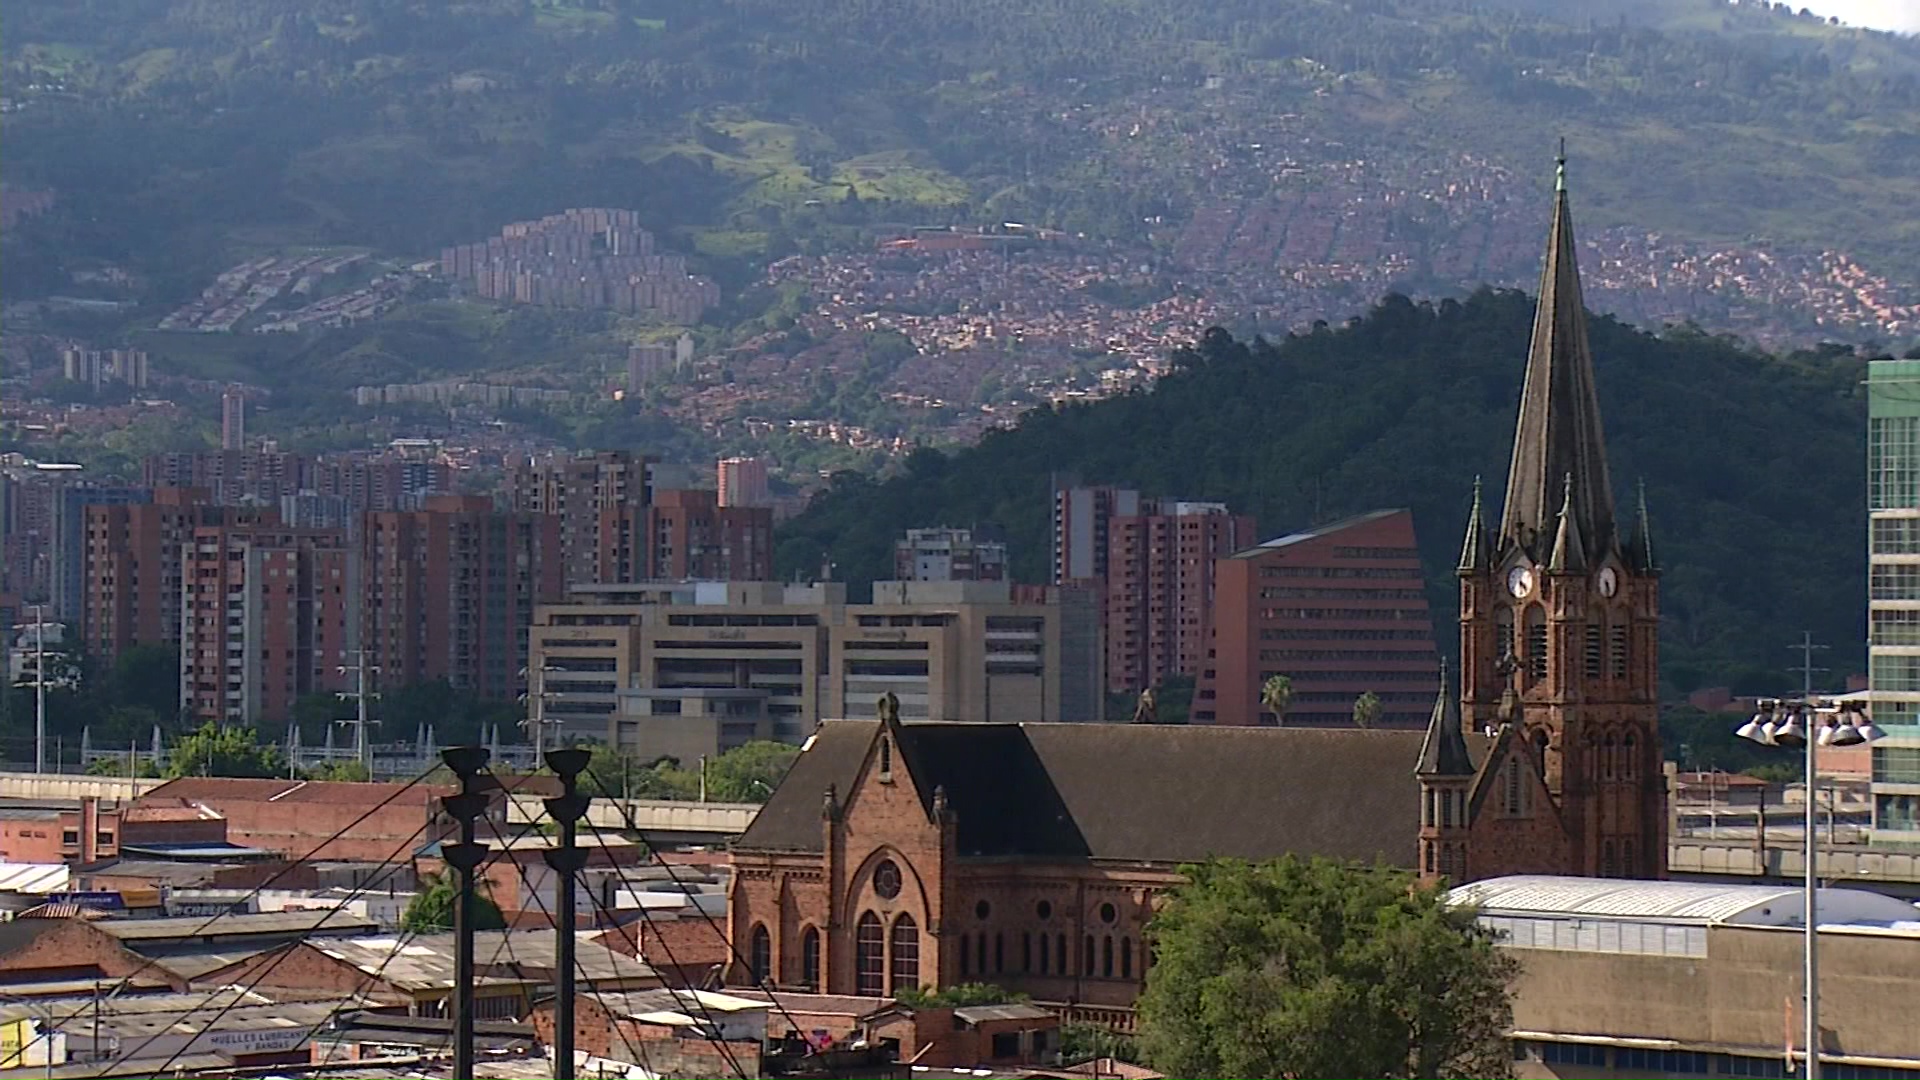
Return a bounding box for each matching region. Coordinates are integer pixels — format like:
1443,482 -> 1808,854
1868,358 -> 1920,842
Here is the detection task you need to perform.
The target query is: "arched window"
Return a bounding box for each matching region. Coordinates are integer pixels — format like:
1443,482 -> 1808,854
1602,840 -> 1617,878
1037,931 -> 1049,975
958,932 -> 971,977
879,736 -> 892,780
1623,839 -> 1635,876
749,924 -> 771,985
1603,733 -> 1617,780
1424,841 -> 1436,874
1496,606 -> 1515,664
1021,932 -> 1032,973
855,913 -> 884,995
1057,933 -> 1067,974
1585,619 -> 1604,679
1610,621 -> 1630,679
800,927 -> 821,990
1505,760 -> 1523,816
1622,733 -> 1637,779
1424,788 -> 1436,828
1102,935 -> 1114,978
994,932 -> 1005,974
976,933 -> 987,974
1120,937 -> 1134,980
1532,728 -> 1550,765
1524,606 -> 1548,681
889,914 -> 919,994
1084,935 -> 1096,976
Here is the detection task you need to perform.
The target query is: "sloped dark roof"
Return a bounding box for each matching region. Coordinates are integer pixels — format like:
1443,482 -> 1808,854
1415,664 -> 1475,778
740,721 -> 1484,868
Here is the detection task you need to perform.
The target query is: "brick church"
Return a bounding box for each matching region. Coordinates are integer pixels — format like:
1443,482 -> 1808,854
727,159 -> 1667,1005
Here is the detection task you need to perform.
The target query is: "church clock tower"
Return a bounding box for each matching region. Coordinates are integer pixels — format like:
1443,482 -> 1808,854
1426,152 -> 1667,882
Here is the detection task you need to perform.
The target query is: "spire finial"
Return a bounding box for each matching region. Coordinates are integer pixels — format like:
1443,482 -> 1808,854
1555,138 -> 1568,193
1548,471 -> 1587,572
1458,475 -> 1492,574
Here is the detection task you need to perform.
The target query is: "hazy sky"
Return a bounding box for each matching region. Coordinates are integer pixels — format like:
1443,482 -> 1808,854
1799,0 -> 1920,33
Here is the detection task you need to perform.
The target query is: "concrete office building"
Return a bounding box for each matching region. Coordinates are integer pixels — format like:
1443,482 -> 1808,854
1868,358 -> 1920,840
1195,509 -> 1440,728
529,580 -> 1104,749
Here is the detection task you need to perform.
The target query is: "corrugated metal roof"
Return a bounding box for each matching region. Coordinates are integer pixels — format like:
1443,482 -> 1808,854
1447,875 -> 1920,926
0,861 -> 71,894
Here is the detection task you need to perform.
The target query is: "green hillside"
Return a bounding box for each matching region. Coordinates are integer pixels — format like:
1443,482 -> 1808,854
775,290 -> 1872,690
4,0 -> 1918,301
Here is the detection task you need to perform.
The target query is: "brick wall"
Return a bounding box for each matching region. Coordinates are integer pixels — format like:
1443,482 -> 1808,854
0,919 -> 183,990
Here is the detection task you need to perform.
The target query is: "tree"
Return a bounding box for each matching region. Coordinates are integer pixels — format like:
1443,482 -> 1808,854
400,871 -> 506,934
1353,691 -> 1383,729
164,722 -> 286,778
701,740 -> 802,802
1260,675 -> 1292,727
1137,856 -> 1516,1080
896,983 -> 1026,1008
307,759 -> 371,782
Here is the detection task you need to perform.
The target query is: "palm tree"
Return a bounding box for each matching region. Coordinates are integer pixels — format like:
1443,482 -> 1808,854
1260,674 -> 1292,727
1352,691 -> 1382,730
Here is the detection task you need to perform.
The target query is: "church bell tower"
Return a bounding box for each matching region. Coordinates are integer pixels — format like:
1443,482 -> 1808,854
1445,151 -> 1667,880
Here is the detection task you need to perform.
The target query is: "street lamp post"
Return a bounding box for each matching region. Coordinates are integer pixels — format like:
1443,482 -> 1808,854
1734,697 -> 1884,1079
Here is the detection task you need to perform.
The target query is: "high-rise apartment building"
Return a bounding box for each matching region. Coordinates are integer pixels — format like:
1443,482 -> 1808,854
1104,500 -> 1254,694
51,483 -> 151,623
362,496 -> 565,701
179,522 -> 355,725
221,388 -> 247,451
1868,358 -> 1920,840
892,527 -> 1007,583
643,488 -> 774,582
508,451 -> 659,586
1051,484 -> 1140,586
1195,509 -> 1439,728
83,488 -> 270,662
60,347 -> 149,390
716,457 -> 770,509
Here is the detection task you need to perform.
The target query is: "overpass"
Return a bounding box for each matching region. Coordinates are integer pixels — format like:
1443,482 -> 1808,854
504,793 -> 759,844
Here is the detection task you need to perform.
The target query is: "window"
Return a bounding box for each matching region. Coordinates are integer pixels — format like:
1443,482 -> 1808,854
1622,839 -> 1635,877
1610,622 -> 1629,679
975,899 -> 992,920
977,933 -> 987,974
1425,842 -> 1436,874
800,927 -> 821,990
1505,760 -> 1523,816
890,914 -> 919,993
959,932 -> 972,976
1102,935 -> 1114,977
1622,733 -> 1637,779
1603,840 -> 1617,877
1585,620 -> 1603,678
1871,563 -> 1920,600
1603,733 -> 1617,780
1540,1041 -> 1607,1067
1084,935 -> 1096,976
1056,933 -> 1067,974
994,932 -> 1005,974
1524,606 -> 1547,681
1870,415 -> 1920,510
1036,899 -> 1052,920
1441,789 -> 1456,828
855,912 -> 885,995
1021,932 -> 1032,972
990,1032 -> 1021,1060
749,924 -> 771,985
873,860 -> 902,900
1121,937 -> 1134,980
1496,606 -> 1515,663
1098,902 -> 1117,924
878,736 -> 892,780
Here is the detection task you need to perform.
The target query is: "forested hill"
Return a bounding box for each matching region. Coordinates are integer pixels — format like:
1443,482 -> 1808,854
775,291 -> 1869,689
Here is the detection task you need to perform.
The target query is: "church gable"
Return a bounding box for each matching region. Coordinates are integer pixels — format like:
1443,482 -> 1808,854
1464,727 -> 1569,880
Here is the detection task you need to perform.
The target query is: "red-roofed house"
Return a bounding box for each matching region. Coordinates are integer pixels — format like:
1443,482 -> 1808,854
130,778 -> 469,862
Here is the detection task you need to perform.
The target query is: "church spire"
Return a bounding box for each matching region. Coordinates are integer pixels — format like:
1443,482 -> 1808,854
1628,478 -> 1658,573
1458,475 -> 1491,574
1416,661 -> 1474,777
1499,146 -> 1616,563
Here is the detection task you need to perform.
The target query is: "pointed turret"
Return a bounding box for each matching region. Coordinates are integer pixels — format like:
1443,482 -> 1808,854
1547,473 -> 1587,574
1457,475 -> 1492,575
1416,661 -> 1475,777
1628,479 -> 1658,573
1499,147 -> 1616,563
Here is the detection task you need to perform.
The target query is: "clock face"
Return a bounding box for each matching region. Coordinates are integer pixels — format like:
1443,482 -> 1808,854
1506,565 -> 1535,598
1597,567 -> 1619,597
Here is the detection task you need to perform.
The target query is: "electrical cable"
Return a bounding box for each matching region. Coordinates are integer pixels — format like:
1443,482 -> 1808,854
582,770 -> 817,1049
26,764 -> 439,1041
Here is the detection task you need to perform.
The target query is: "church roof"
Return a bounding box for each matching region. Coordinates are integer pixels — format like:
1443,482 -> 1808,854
740,721 -> 1485,867
1414,664 -> 1474,777
1498,153 -> 1616,563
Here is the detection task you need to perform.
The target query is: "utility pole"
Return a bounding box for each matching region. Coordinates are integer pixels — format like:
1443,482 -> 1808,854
1789,631 -> 1829,699
520,664 -> 559,762
336,650 -> 380,775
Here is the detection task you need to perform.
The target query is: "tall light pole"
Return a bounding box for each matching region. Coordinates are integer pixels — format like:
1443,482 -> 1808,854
1735,696 -> 1884,1079
32,604 -> 47,775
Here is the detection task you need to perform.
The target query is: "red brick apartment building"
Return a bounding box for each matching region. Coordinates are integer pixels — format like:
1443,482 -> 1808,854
362,495 -> 564,700
643,488 -> 773,582
1196,508 -> 1440,728
179,521 -> 354,726
1103,500 -> 1254,694
82,487 -> 273,663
